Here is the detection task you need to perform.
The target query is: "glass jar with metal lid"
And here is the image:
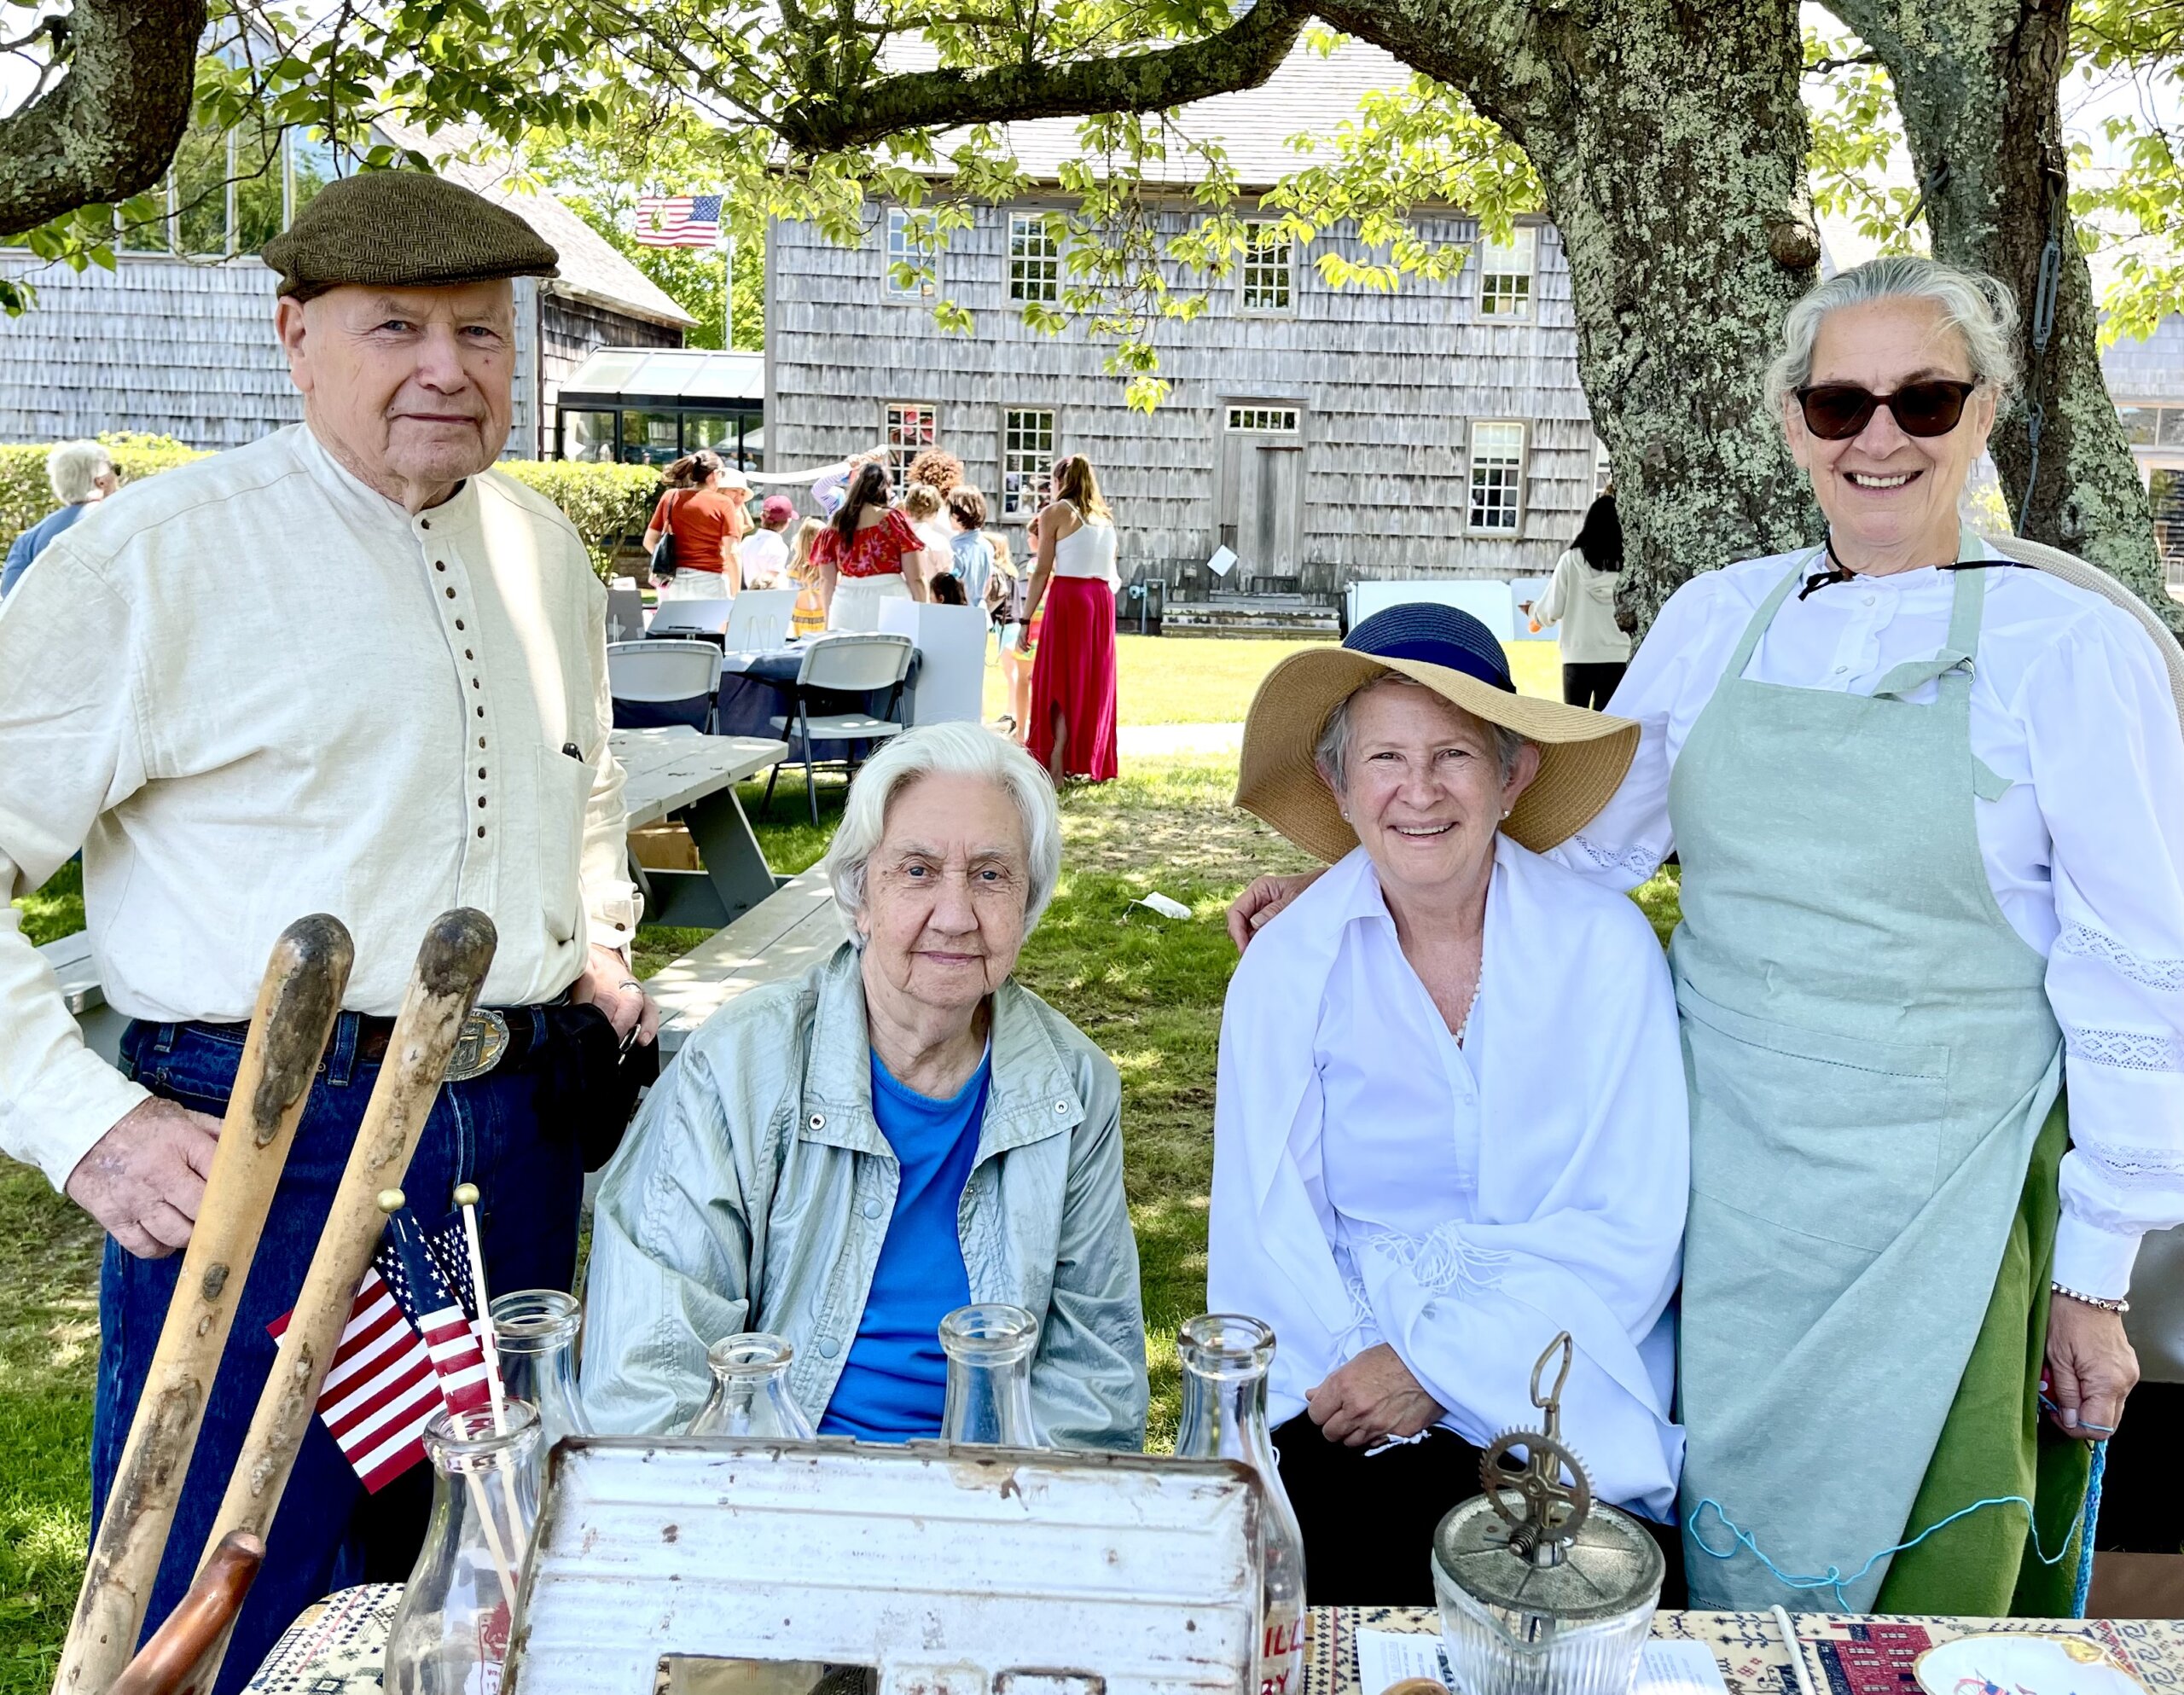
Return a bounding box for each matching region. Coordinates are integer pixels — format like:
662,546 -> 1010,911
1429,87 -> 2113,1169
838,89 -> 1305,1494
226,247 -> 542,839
1430,1334 -> 1663,1695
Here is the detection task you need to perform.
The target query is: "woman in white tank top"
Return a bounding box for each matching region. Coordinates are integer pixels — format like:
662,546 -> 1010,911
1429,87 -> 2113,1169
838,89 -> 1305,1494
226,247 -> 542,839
1022,456 -> 1122,781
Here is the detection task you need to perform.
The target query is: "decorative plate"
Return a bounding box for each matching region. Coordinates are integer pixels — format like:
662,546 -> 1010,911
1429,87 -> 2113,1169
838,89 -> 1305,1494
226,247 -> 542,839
1914,1634 -> 2146,1695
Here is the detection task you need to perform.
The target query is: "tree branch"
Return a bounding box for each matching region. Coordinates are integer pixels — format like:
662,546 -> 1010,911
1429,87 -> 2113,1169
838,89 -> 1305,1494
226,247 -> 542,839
772,0 -> 1314,153
1307,0 -> 1542,139
0,0 -> 206,238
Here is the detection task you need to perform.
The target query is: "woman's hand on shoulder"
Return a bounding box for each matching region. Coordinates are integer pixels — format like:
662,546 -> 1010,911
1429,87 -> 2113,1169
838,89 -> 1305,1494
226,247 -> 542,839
1304,1344 -> 1443,1448
1226,870 -> 1325,951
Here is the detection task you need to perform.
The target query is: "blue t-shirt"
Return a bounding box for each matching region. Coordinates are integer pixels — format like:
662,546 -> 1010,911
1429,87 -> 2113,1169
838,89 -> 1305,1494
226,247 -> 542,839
949,531 -> 996,606
818,1048 -> 990,1441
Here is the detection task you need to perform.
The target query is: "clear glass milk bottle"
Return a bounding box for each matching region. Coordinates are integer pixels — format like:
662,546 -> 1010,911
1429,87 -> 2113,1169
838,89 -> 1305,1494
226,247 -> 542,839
1174,1314 -> 1306,1695
939,1303 -> 1044,1446
688,1332 -> 818,1438
491,1289 -> 590,1457
386,1400 -> 542,1695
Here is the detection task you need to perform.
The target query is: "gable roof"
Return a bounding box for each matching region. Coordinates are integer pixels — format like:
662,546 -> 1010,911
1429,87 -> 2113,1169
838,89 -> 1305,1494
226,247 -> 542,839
375,120 -> 696,329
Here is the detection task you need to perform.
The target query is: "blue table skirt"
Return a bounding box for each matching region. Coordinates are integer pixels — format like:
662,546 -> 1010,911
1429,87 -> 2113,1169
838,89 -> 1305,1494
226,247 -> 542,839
717,647 -> 921,758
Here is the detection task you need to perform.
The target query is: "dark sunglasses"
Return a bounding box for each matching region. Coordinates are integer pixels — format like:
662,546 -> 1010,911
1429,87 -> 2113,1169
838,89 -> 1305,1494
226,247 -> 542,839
1794,378 -> 1979,441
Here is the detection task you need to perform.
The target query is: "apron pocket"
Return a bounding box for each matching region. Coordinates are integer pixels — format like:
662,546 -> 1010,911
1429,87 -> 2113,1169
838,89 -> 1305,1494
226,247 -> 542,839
1676,978 -> 1949,1254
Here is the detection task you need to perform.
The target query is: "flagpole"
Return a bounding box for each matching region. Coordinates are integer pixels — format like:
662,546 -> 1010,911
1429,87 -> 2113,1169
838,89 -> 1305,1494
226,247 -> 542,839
723,224 -> 735,351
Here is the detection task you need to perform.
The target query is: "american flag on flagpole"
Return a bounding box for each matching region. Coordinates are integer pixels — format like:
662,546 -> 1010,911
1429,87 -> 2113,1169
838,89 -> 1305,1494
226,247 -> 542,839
269,1210 -> 493,1494
634,193 -> 723,248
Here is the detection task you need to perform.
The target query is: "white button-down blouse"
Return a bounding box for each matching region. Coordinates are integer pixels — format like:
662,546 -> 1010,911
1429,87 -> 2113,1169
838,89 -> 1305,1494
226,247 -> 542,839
1550,536 -> 2184,1301
1211,839 -> 1688,1518
0,425 -> 636,1191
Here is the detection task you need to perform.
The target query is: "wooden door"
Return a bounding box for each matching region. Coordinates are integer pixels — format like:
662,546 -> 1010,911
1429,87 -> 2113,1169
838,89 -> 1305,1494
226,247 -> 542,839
1216,406 -> 1306,589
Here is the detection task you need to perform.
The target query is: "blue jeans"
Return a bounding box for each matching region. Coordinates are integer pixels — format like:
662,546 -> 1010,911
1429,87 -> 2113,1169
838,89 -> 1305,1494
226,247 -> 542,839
94,1011 -> 586,1693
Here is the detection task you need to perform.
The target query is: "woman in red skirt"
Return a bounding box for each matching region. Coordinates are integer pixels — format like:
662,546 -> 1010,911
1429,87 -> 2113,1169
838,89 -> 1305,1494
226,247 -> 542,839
1025,454 -> 1120,781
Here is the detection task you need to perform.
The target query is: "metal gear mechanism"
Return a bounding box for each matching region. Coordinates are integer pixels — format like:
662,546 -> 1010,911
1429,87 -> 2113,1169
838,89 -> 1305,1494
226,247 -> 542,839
1472,1332 -> 1595,1561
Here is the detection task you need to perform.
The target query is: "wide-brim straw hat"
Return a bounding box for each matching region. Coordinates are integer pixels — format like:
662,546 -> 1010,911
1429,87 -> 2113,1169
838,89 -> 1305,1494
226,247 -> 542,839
1236,602 -> 1641,861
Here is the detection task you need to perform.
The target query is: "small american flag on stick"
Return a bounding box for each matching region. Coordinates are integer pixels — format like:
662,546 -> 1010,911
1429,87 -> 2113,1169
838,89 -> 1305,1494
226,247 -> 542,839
269,1210 -> 492,1493
635,193 -> 723,248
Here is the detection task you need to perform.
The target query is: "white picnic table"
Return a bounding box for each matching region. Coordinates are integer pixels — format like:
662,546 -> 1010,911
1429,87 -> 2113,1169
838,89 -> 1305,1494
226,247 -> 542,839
609,726 -> 789,930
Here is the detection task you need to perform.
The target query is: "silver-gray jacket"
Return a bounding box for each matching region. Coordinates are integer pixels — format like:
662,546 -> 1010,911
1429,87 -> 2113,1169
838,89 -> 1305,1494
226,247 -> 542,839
581,941 -> 1147,1449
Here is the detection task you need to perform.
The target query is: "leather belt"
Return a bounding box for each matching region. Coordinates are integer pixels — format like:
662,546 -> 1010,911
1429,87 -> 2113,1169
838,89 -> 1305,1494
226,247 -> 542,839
352,1006 -> 543,1079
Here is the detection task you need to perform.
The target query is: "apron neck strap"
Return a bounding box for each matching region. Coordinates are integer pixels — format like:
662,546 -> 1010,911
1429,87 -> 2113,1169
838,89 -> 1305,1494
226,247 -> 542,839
1720,551 -> 1822,684
1871,565 -> 1989,701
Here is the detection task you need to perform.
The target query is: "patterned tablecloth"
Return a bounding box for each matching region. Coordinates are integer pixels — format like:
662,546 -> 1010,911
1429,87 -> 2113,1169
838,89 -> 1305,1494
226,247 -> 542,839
248,1588 -> 2184,1695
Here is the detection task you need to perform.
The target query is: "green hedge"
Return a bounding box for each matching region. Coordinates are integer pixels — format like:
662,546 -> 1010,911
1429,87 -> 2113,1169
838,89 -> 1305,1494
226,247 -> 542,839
0,438 -> 659,580
497,459 -> 662,581
0,434 -> 210,554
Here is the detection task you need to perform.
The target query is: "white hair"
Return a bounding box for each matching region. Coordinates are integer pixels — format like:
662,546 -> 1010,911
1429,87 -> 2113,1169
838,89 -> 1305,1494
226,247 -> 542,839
824,723 -> 1063,939
1313,673 -> 1531,792
1764,254 -> 2021,421
47,439 -> 113,505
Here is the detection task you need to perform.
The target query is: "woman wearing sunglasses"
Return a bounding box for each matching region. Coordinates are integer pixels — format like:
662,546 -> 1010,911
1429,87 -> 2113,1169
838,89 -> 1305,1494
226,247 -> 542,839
1228,253 -> 2184,1617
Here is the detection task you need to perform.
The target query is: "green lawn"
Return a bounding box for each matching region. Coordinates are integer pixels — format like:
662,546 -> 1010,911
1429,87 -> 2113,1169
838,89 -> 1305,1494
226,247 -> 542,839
0,750 -> 1672,1686
981,633 -> 1568,726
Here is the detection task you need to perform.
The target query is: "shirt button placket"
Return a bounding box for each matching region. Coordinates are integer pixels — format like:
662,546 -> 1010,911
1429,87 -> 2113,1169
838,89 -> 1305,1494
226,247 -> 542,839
429,531 -> 494,909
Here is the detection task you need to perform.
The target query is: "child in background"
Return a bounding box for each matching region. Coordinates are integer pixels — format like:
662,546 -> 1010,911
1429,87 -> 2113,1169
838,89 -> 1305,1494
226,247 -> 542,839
785,517 -> 828,637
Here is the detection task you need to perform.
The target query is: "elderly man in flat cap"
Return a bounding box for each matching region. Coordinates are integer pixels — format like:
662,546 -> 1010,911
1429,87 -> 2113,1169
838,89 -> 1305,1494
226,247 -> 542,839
0,172 -> 657,1683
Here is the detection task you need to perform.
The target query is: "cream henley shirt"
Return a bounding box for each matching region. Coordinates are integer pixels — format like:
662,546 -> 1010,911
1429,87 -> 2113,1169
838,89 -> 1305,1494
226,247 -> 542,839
0,424 -> 637,1192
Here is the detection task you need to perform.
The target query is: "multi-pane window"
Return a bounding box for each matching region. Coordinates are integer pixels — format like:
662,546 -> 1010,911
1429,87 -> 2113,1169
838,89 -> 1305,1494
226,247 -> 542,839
1467,421 -> 1527,532
1240,221 -> 1293,313
1227,405 -> 1300,434
2118,403 -> 2184,448
884,403 -> 939,483
884,207 -> 936,302
1008,212 -> 1063,305
1002,409 -> 1056,517
107,123 -> 340,258
1594,441 -> 1614,497
1478,226 -> 1536,319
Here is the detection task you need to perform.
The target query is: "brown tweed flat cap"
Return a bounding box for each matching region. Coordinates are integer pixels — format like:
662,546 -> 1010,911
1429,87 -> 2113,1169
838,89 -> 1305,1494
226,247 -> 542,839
261,171 -> 559,299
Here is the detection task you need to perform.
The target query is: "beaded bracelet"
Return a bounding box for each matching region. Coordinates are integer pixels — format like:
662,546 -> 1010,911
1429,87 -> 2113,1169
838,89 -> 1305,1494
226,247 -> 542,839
2051,1280 -> 2130,1315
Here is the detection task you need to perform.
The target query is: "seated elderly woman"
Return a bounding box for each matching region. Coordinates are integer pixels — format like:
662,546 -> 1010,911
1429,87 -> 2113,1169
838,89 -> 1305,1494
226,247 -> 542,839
1211,604 -> 1687,1605
581,722 -> 1147,1448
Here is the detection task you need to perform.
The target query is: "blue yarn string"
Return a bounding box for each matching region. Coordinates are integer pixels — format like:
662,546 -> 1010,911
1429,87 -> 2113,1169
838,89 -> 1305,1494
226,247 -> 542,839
2071,1442 -> 2107,1619
1687,1466 -> 2100,1616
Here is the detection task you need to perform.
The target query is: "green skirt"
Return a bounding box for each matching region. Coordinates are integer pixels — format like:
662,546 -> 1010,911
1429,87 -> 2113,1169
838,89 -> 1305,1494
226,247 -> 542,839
1875,1094 -> 2092,1616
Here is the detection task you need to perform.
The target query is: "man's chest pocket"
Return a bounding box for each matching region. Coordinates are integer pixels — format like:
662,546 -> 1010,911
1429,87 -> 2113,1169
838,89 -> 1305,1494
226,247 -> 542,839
535,740 -> 595,944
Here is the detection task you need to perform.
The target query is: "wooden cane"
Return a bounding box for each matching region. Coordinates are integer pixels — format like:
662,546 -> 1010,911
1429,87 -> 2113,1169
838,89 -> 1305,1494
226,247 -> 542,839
55,916 -> 353,1695
189,908 -> 497,1691
107,1533 -> 265,1695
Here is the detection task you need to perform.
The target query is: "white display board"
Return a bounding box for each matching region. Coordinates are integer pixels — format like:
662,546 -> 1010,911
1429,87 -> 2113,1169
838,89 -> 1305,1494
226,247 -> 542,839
1346,578 -> 1519,641
878,600 -> 990,726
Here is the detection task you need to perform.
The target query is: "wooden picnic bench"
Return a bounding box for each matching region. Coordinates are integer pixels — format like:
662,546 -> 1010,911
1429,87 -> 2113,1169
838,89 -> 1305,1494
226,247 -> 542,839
646,864 -> 848,1056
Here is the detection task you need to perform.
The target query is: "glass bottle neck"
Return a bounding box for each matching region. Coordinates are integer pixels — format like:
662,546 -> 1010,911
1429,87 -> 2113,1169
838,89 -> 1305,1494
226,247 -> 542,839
1175,1364 -> 1279,1475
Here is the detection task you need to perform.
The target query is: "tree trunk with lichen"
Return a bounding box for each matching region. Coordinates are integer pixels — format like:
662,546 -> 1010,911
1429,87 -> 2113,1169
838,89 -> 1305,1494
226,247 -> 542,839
1312,0 -> 1824,625
1832,0 -> 2169,622
0,0 -> 206,239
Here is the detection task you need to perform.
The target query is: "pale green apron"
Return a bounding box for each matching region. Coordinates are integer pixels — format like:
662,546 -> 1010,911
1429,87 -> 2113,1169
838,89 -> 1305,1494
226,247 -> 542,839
1670,557 -> 2065,1611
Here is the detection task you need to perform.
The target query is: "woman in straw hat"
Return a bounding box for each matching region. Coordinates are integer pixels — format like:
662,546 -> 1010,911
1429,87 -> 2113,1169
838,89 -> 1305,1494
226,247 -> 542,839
1233,255 -> 2184,1617
1210,603 -> 1688,1606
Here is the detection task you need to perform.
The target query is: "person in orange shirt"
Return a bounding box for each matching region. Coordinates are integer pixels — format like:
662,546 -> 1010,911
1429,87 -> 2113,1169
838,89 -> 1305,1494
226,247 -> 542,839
645,451 -> 750,599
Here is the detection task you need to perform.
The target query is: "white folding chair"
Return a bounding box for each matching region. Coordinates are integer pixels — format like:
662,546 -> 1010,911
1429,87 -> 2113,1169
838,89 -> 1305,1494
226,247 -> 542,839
723,589 -> 798,653
605,578 -> 647,643
608,639 -> 723,732
763,632 -> 915,824
648,598 -> 735,639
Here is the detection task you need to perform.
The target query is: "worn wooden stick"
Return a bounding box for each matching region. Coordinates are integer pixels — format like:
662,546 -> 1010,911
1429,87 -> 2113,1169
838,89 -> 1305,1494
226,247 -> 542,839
190,908 -> 497,1691
55,916 -> 353,1695
107,1533 -> 265,1695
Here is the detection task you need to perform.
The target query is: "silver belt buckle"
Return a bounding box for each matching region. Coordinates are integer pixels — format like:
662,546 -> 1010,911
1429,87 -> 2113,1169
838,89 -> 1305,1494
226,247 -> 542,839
444,1007 -> 511,1083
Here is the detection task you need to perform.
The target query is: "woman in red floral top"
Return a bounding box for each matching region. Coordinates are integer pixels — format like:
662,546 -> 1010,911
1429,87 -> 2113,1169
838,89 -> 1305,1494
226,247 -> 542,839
812,463 -> 930,630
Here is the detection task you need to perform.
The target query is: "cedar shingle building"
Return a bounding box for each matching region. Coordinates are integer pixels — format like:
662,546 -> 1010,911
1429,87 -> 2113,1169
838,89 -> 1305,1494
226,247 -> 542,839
761,41 -> 1611,605
0,124 -> 693,458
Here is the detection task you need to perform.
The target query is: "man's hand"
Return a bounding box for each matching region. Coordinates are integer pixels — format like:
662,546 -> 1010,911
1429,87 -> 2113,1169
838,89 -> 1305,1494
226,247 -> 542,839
2046,1292 -> 2140,1442
572,943 -> 657,1046
65,1098 -> 222,1258
1304,1344 -> 1443,1448
1225,871 -> 1324,952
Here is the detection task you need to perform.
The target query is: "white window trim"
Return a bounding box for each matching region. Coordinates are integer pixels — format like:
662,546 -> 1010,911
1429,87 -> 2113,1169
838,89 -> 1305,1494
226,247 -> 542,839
1467,420 -> 1529,536
1238,219 -> 1296,316
999,405 -> 1058,519
1226,404 -> 1302,434
883,402 -> 941,483
1008,211 -> 1064,306
1477,224 -> 1536,322
883,206 -> 937,304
